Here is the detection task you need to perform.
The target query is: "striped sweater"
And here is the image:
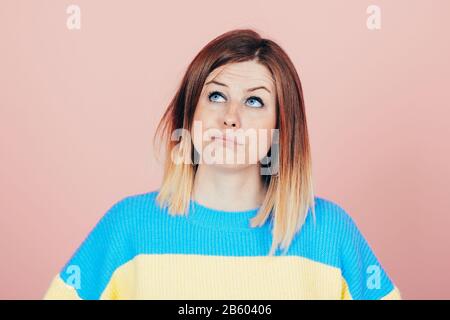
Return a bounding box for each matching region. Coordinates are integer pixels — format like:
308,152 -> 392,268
44,190 -> 401,300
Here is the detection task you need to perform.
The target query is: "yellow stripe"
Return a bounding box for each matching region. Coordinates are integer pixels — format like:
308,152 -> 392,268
341,277 -> 352,300
341,277 -> 402,300
381,286 -> 402,300
101,254 -> 342,299
43,274 -> 81,300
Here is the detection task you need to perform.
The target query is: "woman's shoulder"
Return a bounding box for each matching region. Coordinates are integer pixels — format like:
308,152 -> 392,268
287,196 -> 366,265
309,195 -> 359,234
308,196 -> 400,300
50,190 -> 164,299
69,190 -> 164,253
109,189 -> 161,212
99,189 -> 163,224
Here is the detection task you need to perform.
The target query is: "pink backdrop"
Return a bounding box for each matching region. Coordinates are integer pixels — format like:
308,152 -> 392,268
1,0 -> 449,299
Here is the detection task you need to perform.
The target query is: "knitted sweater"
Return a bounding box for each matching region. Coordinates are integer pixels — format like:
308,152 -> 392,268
43,190 -> 401,300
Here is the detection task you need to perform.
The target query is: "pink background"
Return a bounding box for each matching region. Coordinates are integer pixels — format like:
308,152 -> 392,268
1,0 -> 449,299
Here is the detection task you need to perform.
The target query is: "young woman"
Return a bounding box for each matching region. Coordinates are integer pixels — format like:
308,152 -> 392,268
44,29 -> 401,300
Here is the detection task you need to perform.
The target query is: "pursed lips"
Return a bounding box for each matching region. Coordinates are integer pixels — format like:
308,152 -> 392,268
211,135 -> 244,145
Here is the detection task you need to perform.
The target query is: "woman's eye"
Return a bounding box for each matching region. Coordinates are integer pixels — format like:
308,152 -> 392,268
246,97 -> 264,108
208,91 -> 264,108
208,91 -> 226,103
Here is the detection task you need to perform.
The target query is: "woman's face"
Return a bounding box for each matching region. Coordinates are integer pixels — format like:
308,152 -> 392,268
191,60 -> 277,170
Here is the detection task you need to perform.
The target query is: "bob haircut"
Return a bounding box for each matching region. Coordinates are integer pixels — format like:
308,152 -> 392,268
153,29 -> 315,256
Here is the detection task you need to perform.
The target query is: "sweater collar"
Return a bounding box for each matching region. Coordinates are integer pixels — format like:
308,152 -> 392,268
186,199 -> 271,232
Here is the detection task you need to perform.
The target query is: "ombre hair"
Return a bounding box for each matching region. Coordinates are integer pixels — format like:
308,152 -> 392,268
153,29 -> 315,256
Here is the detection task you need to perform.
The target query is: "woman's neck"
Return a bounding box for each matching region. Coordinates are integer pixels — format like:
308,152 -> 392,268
192,164 -> 267,211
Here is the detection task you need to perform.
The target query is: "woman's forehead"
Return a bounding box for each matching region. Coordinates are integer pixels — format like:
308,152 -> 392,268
205,61 -> 275,89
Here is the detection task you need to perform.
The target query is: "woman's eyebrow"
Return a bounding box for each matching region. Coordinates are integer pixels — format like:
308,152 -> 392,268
205,80 -> 271,94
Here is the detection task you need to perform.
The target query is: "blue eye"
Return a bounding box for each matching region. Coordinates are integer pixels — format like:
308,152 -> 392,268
207,91 -> 265,108
246,96 -> 264,108
208,91 -> 226,103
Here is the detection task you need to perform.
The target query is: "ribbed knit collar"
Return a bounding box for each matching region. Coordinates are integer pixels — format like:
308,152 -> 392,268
186,199 -> 271,232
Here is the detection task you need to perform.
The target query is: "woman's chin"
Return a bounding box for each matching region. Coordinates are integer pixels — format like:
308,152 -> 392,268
208,163 -> 255,172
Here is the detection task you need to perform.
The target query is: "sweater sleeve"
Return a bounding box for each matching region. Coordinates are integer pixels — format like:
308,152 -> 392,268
43,198 -> 129,300
339,213 -> 401,300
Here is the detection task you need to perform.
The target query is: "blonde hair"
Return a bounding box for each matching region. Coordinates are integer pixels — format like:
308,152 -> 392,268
153,29 -> 315,256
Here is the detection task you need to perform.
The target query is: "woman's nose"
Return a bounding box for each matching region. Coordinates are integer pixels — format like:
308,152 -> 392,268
223,117 -> 237,127
223,103 -> 240,128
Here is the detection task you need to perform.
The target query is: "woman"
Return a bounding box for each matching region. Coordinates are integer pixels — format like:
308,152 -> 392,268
44,29 -> 401,300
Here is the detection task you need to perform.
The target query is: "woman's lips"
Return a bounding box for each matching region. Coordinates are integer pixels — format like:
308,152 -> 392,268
212,135 -> 244,145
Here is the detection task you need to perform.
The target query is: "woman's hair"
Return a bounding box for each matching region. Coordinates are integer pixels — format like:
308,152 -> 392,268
153,28 -> 315,256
